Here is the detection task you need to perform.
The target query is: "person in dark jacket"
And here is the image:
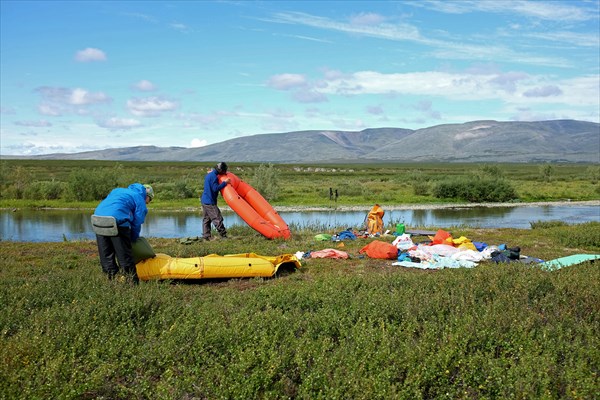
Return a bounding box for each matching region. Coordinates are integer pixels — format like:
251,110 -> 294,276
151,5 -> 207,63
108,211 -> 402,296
201,162 -> 230,240
93,183 -> 154,283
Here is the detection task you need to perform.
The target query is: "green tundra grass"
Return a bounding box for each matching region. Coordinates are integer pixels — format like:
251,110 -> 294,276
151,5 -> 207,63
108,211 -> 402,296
1,160 -> 599,398
1,221 -> 599,399
1,160 -> 599,209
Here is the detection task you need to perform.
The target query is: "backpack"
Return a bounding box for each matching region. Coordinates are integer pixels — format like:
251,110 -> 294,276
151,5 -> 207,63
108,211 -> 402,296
365,204 -> 385,235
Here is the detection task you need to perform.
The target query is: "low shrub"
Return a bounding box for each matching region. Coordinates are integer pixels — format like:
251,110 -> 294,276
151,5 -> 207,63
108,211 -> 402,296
412,181 -> 429,196
554,221 -> 600,250
22,180 -> 65,200
65,166 -> 128,201
530,220 -> 568,229
433,178 -> 518,202
251,163 -> 280,201
157,180 -> 196,200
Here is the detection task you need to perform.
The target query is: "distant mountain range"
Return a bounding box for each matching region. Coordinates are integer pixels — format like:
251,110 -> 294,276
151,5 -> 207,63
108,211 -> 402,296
6,120 -> 600,163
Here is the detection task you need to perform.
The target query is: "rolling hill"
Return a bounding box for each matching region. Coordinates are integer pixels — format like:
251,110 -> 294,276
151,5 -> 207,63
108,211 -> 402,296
8,120 -> 600,163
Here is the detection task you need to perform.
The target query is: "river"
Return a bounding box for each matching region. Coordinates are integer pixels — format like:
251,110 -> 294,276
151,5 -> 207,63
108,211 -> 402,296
1,202 -> 599,242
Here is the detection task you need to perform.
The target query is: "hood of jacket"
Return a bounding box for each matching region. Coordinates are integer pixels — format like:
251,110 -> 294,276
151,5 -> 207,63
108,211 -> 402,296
128,183 -> 147,200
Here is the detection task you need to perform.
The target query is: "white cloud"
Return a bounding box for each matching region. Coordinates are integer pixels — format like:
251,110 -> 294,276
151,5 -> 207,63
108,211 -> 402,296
268,73 -> 329,103
315,70 -> 600,107
14,120 -> 52,127
98,117 -> 142,130
34,87 -> 111,117
349,12 -> 386,26
292,89 -> 328,103
413,0 -> 597,22
366,105 -> 384,115
267,73 -> 307,90
525,31 -> 600,48
122,12 -> 157,23
133,80 -> 157,91
69,88 -> 110,105
38,104 -> 62,116
272,12 -> 424,43
170,22 -> 191,32
36,86 -> 111,106
277,33 -> 333,44
1,106 -> 16,115
190,138 -> 207,147
523,85 -> 563,98
127,96 -> 178,117
74,47 -> 107,62
269,10 -> 576,68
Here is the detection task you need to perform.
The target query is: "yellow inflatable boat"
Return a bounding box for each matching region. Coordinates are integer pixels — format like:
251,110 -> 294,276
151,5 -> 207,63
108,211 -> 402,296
135,252 -> 301,281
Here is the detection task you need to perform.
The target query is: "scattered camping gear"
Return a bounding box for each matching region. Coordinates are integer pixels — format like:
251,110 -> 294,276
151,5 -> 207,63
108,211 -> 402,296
490,247 -> 521,263
90,215 -> 118,236
539,254 -> 599,271
405,229 -> 437,237
179,236 -> 202,245
132,237 -> 156,264
393,258 -> 477,270
365,204 -> 385,235
430,229 -> 454,246
395,223 -> 405,235
136,252 -> 301,281
315,233 -> 332,241
332,229 -> 357,241
218,172 -> 291,240
359,240 -> 398,259
392,234 -> 415,251
309,249 -> 349,259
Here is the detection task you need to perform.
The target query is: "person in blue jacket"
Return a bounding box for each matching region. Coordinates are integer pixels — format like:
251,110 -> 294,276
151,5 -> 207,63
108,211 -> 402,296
201,162 -> 230,240
94,183 -> 154,283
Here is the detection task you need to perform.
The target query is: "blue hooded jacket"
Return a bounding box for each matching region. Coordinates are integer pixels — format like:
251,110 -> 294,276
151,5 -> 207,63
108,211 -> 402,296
94,183 -> 148,241
201,169 -> 227,205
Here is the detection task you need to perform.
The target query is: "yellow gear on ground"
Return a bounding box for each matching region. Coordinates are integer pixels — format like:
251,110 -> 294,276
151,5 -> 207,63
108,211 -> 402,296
136,253 -> 301,281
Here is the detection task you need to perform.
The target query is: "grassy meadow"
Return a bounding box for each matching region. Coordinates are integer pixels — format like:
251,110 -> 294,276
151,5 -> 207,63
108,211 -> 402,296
1,221 -> 599,399
1,160 -> 599,209
1,160 -> 599,398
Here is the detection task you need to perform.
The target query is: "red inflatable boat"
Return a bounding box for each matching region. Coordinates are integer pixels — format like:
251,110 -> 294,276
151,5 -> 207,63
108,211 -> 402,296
219,172 -> 291,240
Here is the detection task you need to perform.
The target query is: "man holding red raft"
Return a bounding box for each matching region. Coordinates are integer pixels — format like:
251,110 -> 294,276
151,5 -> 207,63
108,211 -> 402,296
201,162 -> 230,241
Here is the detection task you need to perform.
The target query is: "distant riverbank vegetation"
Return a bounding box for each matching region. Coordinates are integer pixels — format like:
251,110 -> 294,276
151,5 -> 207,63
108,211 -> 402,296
1,160 -> 598,209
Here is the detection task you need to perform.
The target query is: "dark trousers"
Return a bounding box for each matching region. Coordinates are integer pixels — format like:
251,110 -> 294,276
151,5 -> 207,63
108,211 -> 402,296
202,204 -> 227,239
96,226 -> 137,280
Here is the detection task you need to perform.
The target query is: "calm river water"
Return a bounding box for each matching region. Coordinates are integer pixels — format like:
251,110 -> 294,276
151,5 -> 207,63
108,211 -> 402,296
1,203 -> 599,242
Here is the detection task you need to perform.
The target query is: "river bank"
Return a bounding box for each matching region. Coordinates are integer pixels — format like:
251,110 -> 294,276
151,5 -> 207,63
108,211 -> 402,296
270,200 -> 600,212
2,200 -> 599,213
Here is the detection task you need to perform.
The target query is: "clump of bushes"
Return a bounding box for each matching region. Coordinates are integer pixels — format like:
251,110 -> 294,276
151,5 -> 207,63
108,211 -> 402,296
432,178 -> 518,202
22,180 -> 66,200
65,166 -> 128,201
412,181 -> 429,196
158,179 -> 197,200
251,163 -> 280,201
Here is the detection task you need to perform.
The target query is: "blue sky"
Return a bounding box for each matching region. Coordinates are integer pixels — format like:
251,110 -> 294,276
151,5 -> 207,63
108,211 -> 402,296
1,0 -> 599,156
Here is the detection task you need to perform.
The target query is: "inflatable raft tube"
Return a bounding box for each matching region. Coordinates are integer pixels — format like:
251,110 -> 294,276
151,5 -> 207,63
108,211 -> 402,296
136,252 -> 301,281
219,172 -> 291,240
